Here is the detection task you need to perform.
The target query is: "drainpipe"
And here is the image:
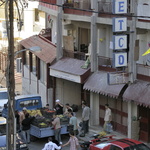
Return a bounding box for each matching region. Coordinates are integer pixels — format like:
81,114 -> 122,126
56,0 -> 64,60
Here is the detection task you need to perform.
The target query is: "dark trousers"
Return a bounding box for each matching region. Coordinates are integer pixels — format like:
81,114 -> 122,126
83,120 -> 89,134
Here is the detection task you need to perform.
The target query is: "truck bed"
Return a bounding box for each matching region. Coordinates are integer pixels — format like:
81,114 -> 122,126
30,124 -> 68,138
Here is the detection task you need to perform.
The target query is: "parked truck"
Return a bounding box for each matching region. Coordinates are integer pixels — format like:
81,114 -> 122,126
2,94 -> 69,138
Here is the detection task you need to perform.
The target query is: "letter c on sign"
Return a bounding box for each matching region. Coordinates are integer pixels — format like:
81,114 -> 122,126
119,55 -> 124,65
119,37 -> 124,47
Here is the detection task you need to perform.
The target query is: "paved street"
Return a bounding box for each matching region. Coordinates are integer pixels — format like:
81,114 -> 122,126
28,134 -> 84,150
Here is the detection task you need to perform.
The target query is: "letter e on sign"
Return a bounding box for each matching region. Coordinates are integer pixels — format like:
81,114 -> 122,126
113,52 -> 127,67
112,0 -> 127,14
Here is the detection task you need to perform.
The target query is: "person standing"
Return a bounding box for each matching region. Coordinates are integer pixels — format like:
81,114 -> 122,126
62,131 -> 79,150
42,137 -> 62,150
69,112 -> 78,135
54,99 -> 64,115
22,113 -> 35,144
52,113 -> 62,144
81,102 -> 90,134
64,103 -> 73,116
103,104 -> 112,132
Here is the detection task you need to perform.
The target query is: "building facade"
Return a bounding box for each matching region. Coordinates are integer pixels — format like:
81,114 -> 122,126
20,0 -> 150,142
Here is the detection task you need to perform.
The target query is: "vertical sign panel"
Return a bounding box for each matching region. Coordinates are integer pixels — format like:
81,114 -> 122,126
112,0 -> 127,14
113,35 -> 127,50
112,17 -> 127,32
113,52 -> 127,67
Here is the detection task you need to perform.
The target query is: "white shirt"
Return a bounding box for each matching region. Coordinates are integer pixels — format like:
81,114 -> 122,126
42,141 -> 61,150
104,108 -> 111,122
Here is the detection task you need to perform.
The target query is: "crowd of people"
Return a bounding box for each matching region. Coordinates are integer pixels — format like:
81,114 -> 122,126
15,98 -> 112,150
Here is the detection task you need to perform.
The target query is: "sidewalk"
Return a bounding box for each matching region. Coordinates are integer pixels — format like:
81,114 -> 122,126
76,109 -> 126,142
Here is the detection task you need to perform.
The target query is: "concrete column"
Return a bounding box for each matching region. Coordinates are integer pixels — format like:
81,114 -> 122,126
90,0 -> 98,72
128,101 -> 132,138
56,0 -> 64,60
128,0 -> 137,82
90,92 -> 99,126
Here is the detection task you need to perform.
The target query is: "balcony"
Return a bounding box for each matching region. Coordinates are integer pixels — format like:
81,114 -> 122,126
137,64 -> 150,80
137,2 -> 150,21
63,49 -> 86,61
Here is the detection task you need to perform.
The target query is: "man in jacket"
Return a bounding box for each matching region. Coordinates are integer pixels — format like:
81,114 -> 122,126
22,113 -> 35,144
81,102 -> 90,134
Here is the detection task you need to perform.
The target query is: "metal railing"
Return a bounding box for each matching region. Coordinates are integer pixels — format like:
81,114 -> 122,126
63,49 -> 86,61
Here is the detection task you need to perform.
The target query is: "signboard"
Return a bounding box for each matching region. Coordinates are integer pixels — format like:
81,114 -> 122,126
112,35 -> 127,50
50,69 -> 81,83
112,0 -> 127,14
113,52 -> 127,67
107,72 -> 128,85
112,17 -> 127,32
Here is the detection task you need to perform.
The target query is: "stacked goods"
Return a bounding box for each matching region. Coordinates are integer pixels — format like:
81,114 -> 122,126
59,116 -> 69,125
26,109 -> 42,117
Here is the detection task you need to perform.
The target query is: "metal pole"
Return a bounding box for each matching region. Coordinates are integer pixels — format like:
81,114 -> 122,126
6,0 -> 15,150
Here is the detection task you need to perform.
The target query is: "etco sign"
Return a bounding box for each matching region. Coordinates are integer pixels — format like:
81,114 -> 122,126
112,0 -> 127,67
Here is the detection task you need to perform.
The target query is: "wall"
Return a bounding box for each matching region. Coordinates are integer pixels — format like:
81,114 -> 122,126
55,78 -> 81,107
22,65 -> 47,107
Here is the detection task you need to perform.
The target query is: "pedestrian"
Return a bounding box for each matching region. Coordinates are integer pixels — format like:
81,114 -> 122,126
103,103 -> 112,132
64,103 -> 73,116
22,113 -> 35,144
62,131 -> 79,150
42,137 -> 62,150
54,99 -> 64,115
52,113 -> 62,144
81,102 -> 90,134
68,112 -> 78,135
46,103 -> 50,110
15,110 -> 20,132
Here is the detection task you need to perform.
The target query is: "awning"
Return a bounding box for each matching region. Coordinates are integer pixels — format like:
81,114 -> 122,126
123,80 -> 150,107
20,35 -> 56,64
83,71 -> 127,98
50,58 -> 91,84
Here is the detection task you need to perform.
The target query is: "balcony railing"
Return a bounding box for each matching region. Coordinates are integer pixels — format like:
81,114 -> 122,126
63,49 -> 86,61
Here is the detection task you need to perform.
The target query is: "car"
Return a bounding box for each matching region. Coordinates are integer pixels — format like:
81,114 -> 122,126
0,88 -> 8,115
0,117 -> 29,150
80,135 -> 150,150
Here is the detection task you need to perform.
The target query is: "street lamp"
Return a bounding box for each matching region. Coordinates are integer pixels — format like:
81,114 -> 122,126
6,46 -> 41,150
15,46 -> 41,56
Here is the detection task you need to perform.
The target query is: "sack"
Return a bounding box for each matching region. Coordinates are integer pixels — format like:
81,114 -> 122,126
106,123 -> 113,133
79,131 -> 85,137
71,104 -> 78,112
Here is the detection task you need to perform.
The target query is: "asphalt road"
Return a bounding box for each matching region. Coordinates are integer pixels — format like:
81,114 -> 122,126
28,134 -> 83,150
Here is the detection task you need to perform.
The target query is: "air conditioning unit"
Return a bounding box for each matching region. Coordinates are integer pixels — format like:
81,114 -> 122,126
16,58 -> 22,73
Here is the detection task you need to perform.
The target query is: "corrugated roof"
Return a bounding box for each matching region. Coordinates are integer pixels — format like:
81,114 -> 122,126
50,57 -> 90,76
123,80 -> 150,107
20,35 -> 56,64
83,71 -> 126,98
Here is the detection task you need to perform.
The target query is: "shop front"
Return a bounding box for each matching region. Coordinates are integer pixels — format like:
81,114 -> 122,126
83,71 -> 128,133
50,57 -> 91,107
123,80 -> 150,142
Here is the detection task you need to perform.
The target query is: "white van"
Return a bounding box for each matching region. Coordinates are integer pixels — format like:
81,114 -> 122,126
0,88 -> 8,115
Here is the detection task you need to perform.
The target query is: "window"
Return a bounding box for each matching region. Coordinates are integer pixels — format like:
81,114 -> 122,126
32,54 -> 37,74
110,145 -> 122,150
19,99 -> 39,108
40,60 -> 46,85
